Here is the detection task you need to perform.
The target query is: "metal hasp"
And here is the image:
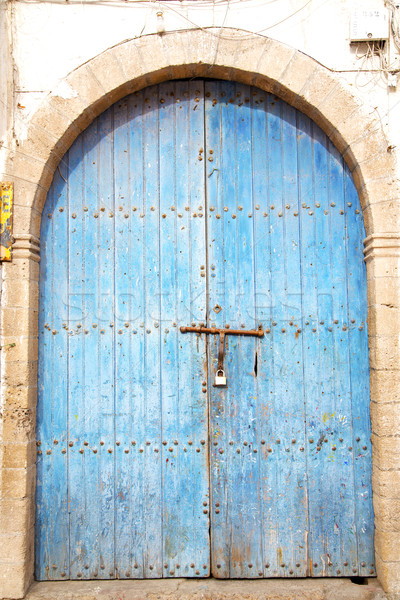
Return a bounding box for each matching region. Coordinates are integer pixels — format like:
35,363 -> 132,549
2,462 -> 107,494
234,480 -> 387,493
0,183 -> 13,261
180,325 -> 264,387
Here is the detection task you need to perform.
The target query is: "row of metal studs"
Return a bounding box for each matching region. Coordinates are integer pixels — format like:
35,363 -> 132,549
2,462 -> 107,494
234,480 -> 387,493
49,560 -> 375,577
37,438 -> 368,446
37,445 -> 368,456
43,324 -> 365,335
47,206 -> 361,219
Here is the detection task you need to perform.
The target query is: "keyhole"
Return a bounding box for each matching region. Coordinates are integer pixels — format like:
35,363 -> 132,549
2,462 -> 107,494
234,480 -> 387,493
254,351 -> 258,377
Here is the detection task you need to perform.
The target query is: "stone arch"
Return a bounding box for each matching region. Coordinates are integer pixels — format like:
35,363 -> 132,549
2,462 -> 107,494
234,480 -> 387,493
4,28 -> 399,239
1,27 -> 400,598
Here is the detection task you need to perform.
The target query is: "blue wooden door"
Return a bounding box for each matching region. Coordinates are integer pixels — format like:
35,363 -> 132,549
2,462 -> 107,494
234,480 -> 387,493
36,80 -> 375,581
204,81 -> 374,578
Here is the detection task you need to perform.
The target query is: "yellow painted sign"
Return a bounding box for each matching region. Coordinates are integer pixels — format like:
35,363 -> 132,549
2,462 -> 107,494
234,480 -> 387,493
0,183 -> 13,261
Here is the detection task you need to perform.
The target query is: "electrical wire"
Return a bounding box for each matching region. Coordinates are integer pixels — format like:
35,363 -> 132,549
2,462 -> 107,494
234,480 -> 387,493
385,0 -> 400,52
256,0 -> 312,33
14,0 -> 267,5
12,0 -> 318,43
354,39 -> 399,90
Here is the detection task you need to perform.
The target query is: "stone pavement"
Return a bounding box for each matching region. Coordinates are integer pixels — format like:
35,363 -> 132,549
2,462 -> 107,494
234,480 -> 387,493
23,578 -> 387,600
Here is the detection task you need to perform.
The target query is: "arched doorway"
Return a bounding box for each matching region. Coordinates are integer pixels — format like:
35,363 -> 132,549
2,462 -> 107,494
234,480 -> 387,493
35,79 -> 374,581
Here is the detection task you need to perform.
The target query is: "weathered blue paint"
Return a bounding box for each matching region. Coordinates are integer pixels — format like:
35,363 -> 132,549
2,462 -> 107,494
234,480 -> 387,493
204,80 -> 374,578
36,80 -> 374,581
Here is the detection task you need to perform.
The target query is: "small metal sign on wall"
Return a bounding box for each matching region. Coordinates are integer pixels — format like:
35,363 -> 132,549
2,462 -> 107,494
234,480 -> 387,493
0,183 -> 13,261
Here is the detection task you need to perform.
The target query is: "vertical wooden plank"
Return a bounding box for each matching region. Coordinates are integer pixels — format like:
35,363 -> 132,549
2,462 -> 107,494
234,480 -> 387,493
36,160 -> 70,580
80,118 -> 104,579
35,175 -> 54,581
127,89 -> 147,578
113,95 -> 134,578
261,94 -> 307,577
94,107 -> 116,578
251,88 -> 275,580
159,80 -> 181,578
308,125 -> 339,577
231,82 -> 261,579
141,84 -> 163,577
322,138 -> 357,576
345,167 -> 375,577
269,92 -> 290,578
176,80 -> 210,577
50,159 -> 70,581
296,109 -> 321,576
206,80 -> 230,578
275,97 -> 307,576
66,130 -> 87,580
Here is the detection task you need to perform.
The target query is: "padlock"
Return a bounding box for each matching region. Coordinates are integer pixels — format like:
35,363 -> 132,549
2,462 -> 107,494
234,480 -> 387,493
215,369 -> 227,386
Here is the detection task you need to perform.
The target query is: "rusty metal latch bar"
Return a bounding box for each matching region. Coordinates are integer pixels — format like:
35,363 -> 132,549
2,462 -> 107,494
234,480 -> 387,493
180,325 -> 264,387
180,326 -> 264,337
217,332 -> 225,373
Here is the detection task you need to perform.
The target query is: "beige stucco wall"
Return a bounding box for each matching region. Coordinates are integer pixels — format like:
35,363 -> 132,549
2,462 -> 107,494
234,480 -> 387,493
1,1 -> 400,598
